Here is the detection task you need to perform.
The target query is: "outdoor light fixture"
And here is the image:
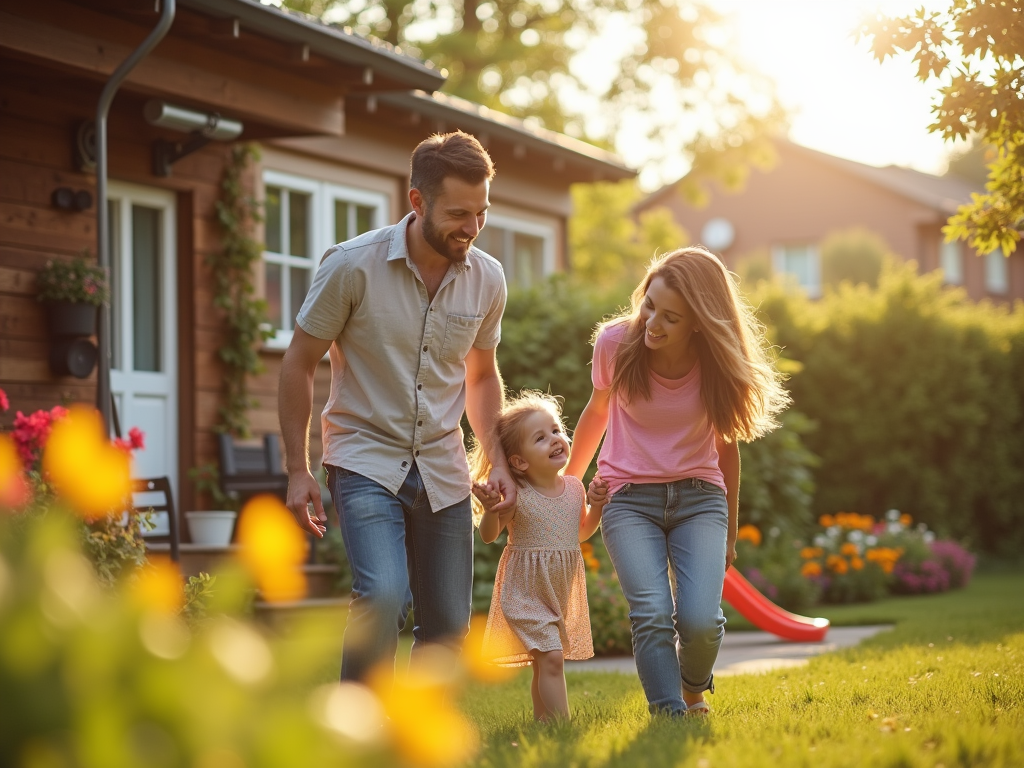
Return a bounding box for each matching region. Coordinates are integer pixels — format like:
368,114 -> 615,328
144,99 -> 243,177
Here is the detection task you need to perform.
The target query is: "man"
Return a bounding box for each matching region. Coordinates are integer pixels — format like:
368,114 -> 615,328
278,131 -> 515,682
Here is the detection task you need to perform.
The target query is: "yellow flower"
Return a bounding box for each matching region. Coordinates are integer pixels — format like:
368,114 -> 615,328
841,542 -> 860,556
801,561 -> 822,577
237,495 -> 308,603
43,406 -> 131,517
0,435 -> 31,509
737,524 -> 762,547
819,514 -> 835,528
132,560 -> 185,614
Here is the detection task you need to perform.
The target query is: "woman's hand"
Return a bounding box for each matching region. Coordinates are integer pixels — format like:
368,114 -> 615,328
726,530 -> 738,571
587,474 -> 609,509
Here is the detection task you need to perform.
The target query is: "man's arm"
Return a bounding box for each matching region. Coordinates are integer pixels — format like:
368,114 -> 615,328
279,326 -> 334,538
464,345 -> 516,512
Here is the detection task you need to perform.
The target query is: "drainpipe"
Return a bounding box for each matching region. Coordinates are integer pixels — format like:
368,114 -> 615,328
95,0 -> 176,434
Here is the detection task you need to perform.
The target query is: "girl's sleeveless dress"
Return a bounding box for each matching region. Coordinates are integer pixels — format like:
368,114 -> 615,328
481,476 -> 594,667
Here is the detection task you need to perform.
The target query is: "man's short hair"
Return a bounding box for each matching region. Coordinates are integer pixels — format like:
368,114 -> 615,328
410,131 -> 495,203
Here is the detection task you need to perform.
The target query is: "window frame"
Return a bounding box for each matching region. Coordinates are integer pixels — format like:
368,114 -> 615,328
771,243 -> 821,298
479,212 -> 557,288
940,239 -> 964,285
985,248 -> 1009,295
262,169 -> 389,350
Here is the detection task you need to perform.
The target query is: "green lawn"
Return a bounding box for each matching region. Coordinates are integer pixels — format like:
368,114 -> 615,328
458,569 -> 1024,768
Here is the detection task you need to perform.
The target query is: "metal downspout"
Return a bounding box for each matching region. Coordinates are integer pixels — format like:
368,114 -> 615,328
95,0 -> 176,433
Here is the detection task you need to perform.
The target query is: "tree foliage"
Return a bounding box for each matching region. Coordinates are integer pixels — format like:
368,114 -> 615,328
863,1 -> 1024,255
283,0 -> 784,183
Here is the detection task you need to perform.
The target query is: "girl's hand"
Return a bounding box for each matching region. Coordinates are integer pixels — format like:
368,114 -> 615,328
472,481 -> 501,512
587,474 -> 609,509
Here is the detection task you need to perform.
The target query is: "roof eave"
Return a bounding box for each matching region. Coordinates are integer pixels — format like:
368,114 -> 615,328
178,0 -> 446,92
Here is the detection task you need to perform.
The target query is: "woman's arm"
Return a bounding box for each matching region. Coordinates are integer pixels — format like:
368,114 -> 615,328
716,434 -> 740,570
578,475 -> 607,542
566,386 -> 610,480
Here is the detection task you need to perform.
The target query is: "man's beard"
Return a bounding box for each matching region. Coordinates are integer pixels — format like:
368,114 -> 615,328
422,205 -> 472,264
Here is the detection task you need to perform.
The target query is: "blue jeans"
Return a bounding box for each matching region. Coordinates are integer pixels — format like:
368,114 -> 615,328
601,477 -> 728,715
326,463 -> 474,682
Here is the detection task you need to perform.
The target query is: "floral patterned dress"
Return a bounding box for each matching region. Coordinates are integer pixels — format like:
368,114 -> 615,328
481,476 -> 594,667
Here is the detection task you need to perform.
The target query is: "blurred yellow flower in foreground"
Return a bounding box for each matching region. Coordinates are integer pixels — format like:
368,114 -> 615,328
369,646 -> 479,767
43,406 -> 131,517
237,495 -> 307,603
133,559 -> 184,614
462,615 -> 518,683
0,435 -> 30,510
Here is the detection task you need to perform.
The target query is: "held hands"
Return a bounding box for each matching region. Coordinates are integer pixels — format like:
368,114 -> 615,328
285,470 -> 328,539
586,473 -> 609,510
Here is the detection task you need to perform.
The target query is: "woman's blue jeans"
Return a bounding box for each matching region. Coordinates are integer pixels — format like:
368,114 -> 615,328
601,477 -> 728,715
326,464 -> 474,682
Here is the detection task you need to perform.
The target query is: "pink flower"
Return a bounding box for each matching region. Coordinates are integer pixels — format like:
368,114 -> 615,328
128,427 -> 145,451
0,388 -> 8,412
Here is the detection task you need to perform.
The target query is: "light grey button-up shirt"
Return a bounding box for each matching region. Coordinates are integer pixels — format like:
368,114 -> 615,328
296,212 -> 507,512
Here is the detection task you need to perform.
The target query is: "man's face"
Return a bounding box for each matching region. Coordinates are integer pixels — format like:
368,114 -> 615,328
418,177 -> 490,263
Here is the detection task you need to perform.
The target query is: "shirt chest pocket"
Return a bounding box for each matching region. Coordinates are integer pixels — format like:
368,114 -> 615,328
440,314 -> 484,363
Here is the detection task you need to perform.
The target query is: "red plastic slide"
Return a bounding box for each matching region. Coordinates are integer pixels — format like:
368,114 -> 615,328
722,567 -> 830,642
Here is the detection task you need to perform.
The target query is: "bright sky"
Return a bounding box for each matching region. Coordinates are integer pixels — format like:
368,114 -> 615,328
623,0 -> 958,188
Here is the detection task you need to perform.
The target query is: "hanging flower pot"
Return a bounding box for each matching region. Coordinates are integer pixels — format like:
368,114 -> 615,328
46,301 -> 98,337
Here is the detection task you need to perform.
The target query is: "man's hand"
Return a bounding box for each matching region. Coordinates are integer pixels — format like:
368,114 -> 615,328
286,470 -> 327,538
487,463 -> 518,513
587,474 -> 609,509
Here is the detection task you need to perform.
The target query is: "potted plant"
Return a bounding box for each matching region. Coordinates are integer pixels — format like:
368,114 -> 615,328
36,254 -> 109,337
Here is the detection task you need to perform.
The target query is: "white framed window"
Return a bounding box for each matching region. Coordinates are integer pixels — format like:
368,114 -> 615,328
771,244 -> 821,298
985,248 -> 1008,294
940,240 -> 963,285
262,170 -> 388,348
474,213 -> 556,289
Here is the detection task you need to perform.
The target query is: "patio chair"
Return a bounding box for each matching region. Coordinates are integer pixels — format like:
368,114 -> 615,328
133,476 -> 180,562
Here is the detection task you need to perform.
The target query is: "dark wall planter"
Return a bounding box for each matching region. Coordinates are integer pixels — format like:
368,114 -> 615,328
46,301 -> 98,338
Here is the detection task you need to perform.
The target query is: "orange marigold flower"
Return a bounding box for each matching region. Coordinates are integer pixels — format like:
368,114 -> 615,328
800,547 -> 819,559
831,558 -> 849,575
737,524 -> 762,547
899,514 -> 913,527
841,542 -> 860,556
850,556 -> 865,571
859,514 -> 875,531
819,514 -> 835,528
881,562 -> 895,574
801,561 -> 823,577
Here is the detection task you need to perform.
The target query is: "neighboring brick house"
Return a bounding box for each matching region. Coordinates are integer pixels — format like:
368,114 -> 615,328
637,139 -> 1023,301
0,0 -> 633,514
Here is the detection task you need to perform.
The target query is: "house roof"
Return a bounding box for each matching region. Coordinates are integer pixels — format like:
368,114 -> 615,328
178,0 -> 446,92
640,139 -> 980,214
374,90 -> 636,181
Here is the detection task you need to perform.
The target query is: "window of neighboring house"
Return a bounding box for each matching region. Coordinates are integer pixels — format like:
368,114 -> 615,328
771,244 -> 821,298
474,213 -> 556,289
940,240 -> 963,285
262,170 -> 388,348
985,248 -> 1008,294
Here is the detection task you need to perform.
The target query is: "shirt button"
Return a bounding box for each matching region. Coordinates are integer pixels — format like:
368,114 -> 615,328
415,450 -> 420,457
422,346 -> 428,352
417,384 -> 422,390
401,461 -> 408,467
417,420 -> 423,426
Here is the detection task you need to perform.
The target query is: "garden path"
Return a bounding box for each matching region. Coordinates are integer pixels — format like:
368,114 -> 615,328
566,625 -> 892,676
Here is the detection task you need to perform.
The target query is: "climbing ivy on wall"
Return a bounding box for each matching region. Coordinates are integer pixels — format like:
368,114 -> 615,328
209,143 -> 272,437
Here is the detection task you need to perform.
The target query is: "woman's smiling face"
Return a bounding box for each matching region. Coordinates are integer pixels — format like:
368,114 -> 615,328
640,275 -> 698,352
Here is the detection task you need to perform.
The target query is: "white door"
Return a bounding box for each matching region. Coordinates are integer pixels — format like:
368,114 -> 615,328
108,183 -> 178,497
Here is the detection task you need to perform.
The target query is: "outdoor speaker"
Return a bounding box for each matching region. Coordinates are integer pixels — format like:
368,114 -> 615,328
49,338 -> 98,379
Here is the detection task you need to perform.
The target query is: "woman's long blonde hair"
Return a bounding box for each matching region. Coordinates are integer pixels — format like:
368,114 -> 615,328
467,390 -> 565,524
598,247 -> 789,443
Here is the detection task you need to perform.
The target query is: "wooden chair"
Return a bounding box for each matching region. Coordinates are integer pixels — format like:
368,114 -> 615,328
133,476 -> 180,562
216,433 -> 290,504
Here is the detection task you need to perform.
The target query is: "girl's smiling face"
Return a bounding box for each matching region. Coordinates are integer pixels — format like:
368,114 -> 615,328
640,275 -> 698,352
510,409 -> 570,479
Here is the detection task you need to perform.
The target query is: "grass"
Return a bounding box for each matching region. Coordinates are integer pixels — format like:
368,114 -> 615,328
458,569 -> 1024,767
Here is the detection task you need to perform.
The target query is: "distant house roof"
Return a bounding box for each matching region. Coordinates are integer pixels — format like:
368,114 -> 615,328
179,0 -> 446,92
641,139 -> 980,214
375,90 -> 636,182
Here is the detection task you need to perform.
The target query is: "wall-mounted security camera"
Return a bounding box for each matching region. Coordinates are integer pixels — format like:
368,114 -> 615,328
144,100 -> 244,177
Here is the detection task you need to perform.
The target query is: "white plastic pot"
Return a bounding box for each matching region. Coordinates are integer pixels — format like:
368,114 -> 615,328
185,511 -> 237,547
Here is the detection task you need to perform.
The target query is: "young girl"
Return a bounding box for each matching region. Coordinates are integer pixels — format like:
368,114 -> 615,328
470,391 -> 606,722
566,247 -> 790,717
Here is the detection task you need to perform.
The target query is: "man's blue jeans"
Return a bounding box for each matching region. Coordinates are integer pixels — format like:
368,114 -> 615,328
601,477 -> 728,715
325,463 -> 473,682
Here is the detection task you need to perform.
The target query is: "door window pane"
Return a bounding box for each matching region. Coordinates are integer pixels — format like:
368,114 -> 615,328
265,186 -> 282,253
334,200 -> 350,243
356,205 -> 374,235
132,205 -> 161,372
289,192 -> 310,257
289,266 -> 310,330
266,263 -> 282,328
513,233 -> 544,289
986,249 -> 1008,294
940,240 -> 963,285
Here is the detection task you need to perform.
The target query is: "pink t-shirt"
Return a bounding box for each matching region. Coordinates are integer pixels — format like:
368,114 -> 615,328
592,321 -> 725,495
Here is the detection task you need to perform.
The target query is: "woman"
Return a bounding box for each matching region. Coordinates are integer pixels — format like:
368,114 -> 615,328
567,247 -> 789,716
